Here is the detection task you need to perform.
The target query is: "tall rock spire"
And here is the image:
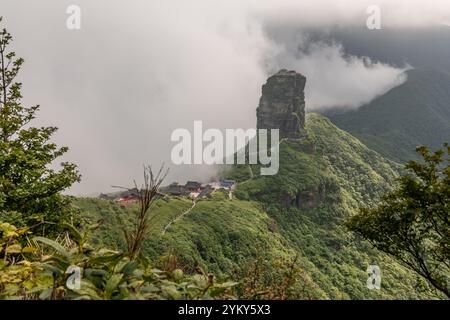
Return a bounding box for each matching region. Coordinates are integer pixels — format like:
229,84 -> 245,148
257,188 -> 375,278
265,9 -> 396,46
256,69 -> 306,139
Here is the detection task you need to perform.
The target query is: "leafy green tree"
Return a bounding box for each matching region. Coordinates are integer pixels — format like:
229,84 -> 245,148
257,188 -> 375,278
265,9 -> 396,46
347,144 -> 450,298
0,17 -> 80,235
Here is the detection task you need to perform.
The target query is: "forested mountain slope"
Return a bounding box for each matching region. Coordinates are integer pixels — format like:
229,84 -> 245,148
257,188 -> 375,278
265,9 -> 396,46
75,113 -> 436,299
326,68 -> 450,162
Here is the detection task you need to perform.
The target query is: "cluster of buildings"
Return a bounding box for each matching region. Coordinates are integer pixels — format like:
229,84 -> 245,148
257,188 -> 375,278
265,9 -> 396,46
161,179 -> 236,199
99,188 -> 141,203
99,180 -> 236,204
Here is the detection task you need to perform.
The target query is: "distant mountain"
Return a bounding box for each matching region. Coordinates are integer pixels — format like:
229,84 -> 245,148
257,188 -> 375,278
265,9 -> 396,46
267,26 -> 450,72
330,26 -> 450,72
326,68 -> 450,162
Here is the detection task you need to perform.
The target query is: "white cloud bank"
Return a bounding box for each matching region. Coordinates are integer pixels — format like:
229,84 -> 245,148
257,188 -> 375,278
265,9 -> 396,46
271,40 -> 409,110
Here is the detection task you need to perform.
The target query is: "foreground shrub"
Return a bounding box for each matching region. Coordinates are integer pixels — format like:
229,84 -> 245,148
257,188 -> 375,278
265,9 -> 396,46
0,221 -> 237,300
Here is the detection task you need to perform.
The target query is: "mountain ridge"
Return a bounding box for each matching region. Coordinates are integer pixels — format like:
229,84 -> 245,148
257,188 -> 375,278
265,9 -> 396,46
325,67 -> 450,162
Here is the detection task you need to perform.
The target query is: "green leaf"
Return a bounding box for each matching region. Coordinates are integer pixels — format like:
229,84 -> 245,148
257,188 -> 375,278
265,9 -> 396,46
70,280 -> 103,300
161,285 -> 181,300
120,261 -> 139,277
214,281 -> 239,288
39,263 -> 63,278
39,288 -> 54,300
62,223 -> 83,246
32,236 -> 71,259
5,244 -> 22,253
105,274 -> 123,299
21,246 -> 38,254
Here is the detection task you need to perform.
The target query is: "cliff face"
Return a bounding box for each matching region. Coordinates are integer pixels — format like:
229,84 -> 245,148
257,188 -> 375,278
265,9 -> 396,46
256,69 -> 306,139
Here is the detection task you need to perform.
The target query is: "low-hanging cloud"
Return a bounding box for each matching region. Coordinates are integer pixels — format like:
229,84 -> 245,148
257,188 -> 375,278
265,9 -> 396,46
0,0 -> 448,194
270,39 -> 409,111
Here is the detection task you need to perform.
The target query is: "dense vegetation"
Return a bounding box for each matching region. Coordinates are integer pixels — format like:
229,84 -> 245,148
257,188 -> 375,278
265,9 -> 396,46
75,114 -> 443,299
348,144 -> 450,298
0,220 -> 237,300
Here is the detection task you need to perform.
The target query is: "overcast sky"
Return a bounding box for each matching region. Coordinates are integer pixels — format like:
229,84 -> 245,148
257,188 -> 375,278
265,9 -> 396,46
1,0 -> 450,194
